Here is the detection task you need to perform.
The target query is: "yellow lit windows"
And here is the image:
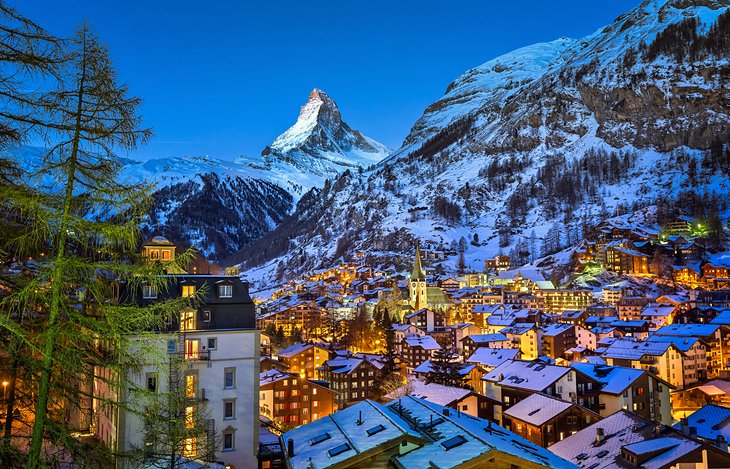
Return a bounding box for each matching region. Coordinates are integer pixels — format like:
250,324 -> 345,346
181,310 -> 195,331
184,436 -> 196,456
185,406 -> 195,429
181,285 -> 196,298
185,374 -> 196,398
184,339 -> 200,360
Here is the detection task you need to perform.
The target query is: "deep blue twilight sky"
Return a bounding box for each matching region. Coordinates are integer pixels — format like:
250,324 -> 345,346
19,1 -> 640,161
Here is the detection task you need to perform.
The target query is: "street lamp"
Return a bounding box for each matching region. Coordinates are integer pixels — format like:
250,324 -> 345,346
2,381 -> 8,401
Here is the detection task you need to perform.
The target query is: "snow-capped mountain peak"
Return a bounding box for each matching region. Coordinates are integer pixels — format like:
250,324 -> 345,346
271,88 -> 342,153
259,88 -> 390,188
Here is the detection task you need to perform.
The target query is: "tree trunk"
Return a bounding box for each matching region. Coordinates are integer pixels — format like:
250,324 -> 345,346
26,29 -> 87,469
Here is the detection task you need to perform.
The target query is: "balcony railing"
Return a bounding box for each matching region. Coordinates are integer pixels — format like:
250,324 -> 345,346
183,350 -> 211,361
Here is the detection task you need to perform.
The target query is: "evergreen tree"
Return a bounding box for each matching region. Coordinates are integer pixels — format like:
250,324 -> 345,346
428,348 -> 465,387
133,355 -> 218,468
0,6 -> 63,466
0,24 -> 192,468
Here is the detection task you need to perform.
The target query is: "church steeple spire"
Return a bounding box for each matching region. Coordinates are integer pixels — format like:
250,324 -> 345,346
411,242 -> 426,280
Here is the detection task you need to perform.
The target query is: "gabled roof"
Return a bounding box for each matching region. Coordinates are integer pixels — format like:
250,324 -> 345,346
386,396 -> 577,469
646,334 -> 700,353
655,323 -> 721,338
602,339 -> 672,360
413,360 -> 476,377
494,268 -> 546,282
277,342 -> 323,358
482,360 -> 571,391
403,335 -> 441,351
260,369 -> 294,386
570,363 -> 644,395
504,393 -> 580,426
467,347 -> 520,368
282,396 -> 577,469
710,309 -> 730,326
684,379 -> 730,397
542,323 -> 574,336
462,333 -> 509,344
672,404 -> 730,442
323,357 -> 367,374
282,399 -> 424,469
549,411 -> 707,469
387,380 -> 475,407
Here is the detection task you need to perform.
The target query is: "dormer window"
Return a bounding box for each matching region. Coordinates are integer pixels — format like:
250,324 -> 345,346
182,285 -> 196,298
142,285 -> 157,299
219,284 -> 233,298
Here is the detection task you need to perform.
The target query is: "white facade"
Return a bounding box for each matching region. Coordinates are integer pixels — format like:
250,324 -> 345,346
95,329 -> 259,468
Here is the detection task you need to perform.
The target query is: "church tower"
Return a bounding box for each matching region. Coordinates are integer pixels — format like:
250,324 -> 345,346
409,243 -> 428,311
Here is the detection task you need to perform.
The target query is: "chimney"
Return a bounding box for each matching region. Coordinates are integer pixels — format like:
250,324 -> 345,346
443,408 -> 450,417
716,434 -> 727,451
596,427 -> 605,444
680,417 -> 689,435
287,438 -> 295,458
689,426 -> 698,438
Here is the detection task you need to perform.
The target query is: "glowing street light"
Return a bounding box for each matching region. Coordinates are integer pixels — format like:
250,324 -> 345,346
2,381 -> 8,400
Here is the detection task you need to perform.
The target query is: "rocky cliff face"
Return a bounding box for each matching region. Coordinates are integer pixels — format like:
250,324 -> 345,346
235,0 -> 730,284
246,88 -> 390,197
143,173 -> 292,261
135,89 -> 389,259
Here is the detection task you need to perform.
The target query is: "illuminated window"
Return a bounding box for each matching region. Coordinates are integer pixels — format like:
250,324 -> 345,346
185,406 -> 195,429
185,375 -> 196,398
161,250 -> 171,261
184,437 -> 196,456
182,285 -> 196,298
149,249 -> 159,260
184,340 -> 200,360
181,310 -> 195,331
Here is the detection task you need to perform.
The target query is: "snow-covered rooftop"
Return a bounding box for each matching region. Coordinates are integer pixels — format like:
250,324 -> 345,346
504,393 -> 574,426
404,334 -> 441,350
571,362 -> 643,395
467,347 -> 520,368
482,360 -> 571,391
549,411 -> 702,469
673,404 -> 730,442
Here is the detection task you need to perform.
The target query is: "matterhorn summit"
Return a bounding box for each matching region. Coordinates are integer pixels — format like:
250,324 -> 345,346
257,88 -> 390,189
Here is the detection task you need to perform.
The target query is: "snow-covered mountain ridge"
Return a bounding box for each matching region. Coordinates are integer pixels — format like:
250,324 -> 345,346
234,0 -> 730,285
245,88 -> 390,197
7,89 -> 389,261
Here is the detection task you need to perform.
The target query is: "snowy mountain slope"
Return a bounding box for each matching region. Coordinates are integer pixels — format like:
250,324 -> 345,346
234,0 -> 730,284
7,90 -> 389,261
393,38 -> 576,158
241,89 -> 391,197
142,172 -> 292,260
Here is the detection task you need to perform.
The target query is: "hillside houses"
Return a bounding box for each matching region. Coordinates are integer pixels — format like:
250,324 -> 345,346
254,226 -> 730,468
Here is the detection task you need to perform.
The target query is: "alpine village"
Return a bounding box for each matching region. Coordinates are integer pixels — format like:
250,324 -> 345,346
2,1 -> 730,468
